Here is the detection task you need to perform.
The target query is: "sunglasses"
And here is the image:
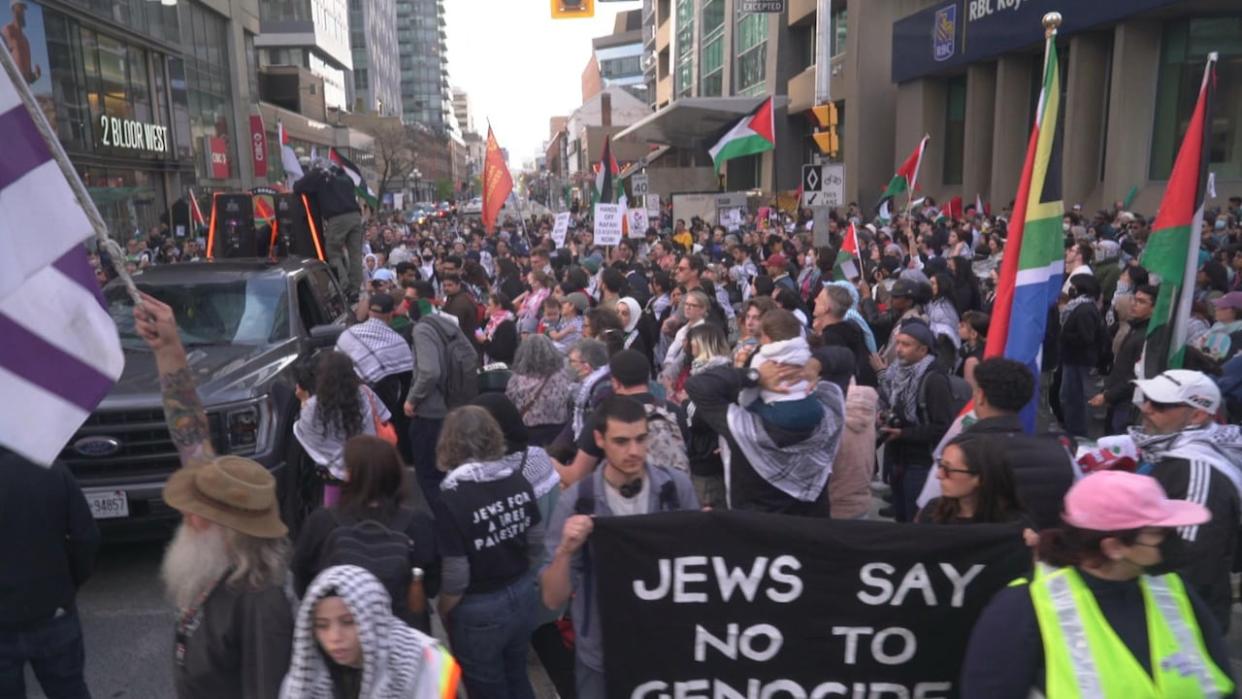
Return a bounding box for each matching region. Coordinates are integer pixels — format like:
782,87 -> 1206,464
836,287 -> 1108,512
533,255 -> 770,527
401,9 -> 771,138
1144,399 -> 1188,412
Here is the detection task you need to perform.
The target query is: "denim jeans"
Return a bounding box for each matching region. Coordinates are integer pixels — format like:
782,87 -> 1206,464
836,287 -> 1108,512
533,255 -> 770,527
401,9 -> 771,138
408,417 -> 445,509
893,464 -> 931,523
1059,363 -> 1092,438
447,573 -> 538,699
0,608 -> 90,699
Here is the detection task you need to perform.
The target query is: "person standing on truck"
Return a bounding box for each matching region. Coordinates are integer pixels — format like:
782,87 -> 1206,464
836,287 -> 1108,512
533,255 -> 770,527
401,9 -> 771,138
295,163 -> 365,304
0,450 -> 100,699
131,293 -> 294,699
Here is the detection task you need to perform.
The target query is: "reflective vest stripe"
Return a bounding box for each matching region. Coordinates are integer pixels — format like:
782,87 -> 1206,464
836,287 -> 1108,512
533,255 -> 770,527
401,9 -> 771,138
1145,575 -> 1218,695
1045,571 -> 1105,699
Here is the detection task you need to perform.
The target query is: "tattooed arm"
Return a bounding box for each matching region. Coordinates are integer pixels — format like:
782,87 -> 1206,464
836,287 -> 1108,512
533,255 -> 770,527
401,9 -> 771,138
133,293 -> 216,467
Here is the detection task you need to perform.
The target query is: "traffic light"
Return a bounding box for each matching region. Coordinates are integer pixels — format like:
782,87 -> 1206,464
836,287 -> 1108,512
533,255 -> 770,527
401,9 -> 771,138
810,102 -> 840,159
551,0 -> 594,19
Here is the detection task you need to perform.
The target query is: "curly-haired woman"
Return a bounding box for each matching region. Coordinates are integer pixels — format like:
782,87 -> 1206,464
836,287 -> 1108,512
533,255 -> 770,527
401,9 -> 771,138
294,351 -> 390,506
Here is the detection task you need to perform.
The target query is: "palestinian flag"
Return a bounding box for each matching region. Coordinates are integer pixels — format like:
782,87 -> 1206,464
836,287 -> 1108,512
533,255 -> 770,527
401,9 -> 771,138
833,221 -> 861,281
277,122 -> 303,188
876,135 -> 929,214
1141,54 -> 1217,375
329,148 -> 378,209
709,97 -> 774,174
594,136 -> 619,204
984,27 -> 1065,431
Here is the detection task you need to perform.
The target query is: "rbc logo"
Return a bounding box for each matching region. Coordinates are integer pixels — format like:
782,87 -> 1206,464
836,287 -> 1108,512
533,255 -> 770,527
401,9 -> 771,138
933,5 -> 956,62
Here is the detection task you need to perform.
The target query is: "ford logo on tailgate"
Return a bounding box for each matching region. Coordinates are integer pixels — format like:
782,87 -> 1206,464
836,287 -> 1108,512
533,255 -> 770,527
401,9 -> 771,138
74,436 -> 122,457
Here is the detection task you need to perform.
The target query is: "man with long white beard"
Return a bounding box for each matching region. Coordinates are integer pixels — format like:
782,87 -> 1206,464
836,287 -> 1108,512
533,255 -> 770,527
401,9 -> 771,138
134,294 -> 294,699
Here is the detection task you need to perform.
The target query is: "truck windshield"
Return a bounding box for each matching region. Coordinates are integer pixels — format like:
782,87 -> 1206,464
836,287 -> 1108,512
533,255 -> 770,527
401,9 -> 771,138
107,277 -> 290,347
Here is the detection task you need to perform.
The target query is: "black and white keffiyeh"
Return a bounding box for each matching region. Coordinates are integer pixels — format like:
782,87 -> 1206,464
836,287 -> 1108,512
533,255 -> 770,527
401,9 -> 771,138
725,381 -> 844,502
1129,422 -> 1242,504
280,565 -> 446,699
336,319 -> 414,384
880,354 -> 935,424
439,447 -> 560,498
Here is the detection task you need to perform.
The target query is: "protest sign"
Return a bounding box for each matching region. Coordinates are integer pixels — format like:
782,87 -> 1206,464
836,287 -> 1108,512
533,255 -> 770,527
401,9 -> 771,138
627,207 -> 649,238
551,211 -> 571,248
594,203 -> 624,246
720,207 -> 744,232
645,194 -> 660,220
593,511 -> 1030,699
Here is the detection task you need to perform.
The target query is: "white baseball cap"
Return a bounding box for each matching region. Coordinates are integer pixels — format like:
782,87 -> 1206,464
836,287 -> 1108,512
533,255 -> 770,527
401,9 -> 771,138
1133,369 -> 1221,413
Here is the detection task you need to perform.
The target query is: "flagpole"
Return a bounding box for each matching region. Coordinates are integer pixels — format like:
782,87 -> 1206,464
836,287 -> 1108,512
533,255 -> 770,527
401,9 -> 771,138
0,41 -> 141,305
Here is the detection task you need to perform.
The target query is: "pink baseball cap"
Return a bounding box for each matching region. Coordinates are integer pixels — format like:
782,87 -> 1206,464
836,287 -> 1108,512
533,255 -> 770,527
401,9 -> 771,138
1062,471 -> 1210,530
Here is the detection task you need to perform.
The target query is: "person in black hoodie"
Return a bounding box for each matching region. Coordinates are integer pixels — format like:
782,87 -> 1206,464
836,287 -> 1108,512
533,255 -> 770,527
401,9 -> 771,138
0,450 -> 100,698
1090,284 -> 1155,434
295,163 -> 364,302
291,435 -> 440,633
1057,274 -> 1103,438
961,358 -> 1077,529
813,283 -> 877,387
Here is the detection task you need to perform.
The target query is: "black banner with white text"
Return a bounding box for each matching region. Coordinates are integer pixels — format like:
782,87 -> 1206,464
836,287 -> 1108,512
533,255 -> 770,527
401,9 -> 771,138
592,511 -> 1030,699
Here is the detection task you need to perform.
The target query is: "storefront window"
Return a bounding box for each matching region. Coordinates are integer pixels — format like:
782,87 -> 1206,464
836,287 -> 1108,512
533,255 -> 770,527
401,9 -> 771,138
1151,17 -> 1242,181
80,166 -> 166,241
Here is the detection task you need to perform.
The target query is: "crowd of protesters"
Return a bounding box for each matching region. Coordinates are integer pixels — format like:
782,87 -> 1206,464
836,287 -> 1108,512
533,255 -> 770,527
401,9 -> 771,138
7,191 -> 1242,698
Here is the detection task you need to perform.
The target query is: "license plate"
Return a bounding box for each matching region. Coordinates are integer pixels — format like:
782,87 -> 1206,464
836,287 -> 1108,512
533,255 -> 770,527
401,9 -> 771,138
84,489 -> 129,519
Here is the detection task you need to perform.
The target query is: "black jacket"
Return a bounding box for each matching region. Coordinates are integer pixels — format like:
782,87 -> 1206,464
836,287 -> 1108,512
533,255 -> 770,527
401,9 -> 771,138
684,365 -> 829,517
1059,301 -> 1103,366
820,321 -> 877,387
1103,317 -> 1149,405
1148,456 -> 1240,632
885,369 -> 954,468
0,452 -> 99,631
961,415 -> 1076,529
293,168 -> 360,220
481,318 -> 518,365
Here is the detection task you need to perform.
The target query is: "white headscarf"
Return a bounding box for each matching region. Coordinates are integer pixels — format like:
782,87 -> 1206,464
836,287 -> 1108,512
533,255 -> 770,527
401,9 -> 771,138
618,296 -> 642,333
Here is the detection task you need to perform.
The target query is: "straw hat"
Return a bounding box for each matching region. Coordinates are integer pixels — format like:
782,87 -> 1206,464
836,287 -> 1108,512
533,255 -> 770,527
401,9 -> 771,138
162,456 -> 288,539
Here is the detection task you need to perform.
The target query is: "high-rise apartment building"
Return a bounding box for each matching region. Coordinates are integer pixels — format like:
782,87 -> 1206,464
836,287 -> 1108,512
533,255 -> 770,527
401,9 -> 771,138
256,0 -> 354,112
452,87 -> 474,135
348,0 -> 402,118
396,0 -> 452,132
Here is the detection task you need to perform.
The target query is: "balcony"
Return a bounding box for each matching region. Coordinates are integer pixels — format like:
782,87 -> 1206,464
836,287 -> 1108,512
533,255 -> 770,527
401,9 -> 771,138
787,64 -> 815,113
655,17 -> 670,52
656,74 -> 673,106
788,0 -> 815,26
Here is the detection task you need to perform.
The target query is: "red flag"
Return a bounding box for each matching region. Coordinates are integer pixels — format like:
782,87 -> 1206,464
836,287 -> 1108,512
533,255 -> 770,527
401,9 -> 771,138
481,126 -> 513,234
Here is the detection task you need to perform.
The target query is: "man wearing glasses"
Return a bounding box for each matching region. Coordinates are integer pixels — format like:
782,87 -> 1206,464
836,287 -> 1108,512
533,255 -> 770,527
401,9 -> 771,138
1129,369 -> 1242,632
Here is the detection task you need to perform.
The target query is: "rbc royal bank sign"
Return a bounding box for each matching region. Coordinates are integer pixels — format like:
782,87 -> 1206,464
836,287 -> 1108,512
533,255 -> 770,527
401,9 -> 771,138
892,0 -> 1179,83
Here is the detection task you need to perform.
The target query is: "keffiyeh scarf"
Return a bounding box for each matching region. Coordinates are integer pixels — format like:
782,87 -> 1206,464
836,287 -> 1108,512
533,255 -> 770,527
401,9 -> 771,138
880,354 -> 935,424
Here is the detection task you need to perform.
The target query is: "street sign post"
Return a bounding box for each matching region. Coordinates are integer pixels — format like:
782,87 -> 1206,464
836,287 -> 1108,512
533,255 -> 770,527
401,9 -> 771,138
800,163 -> 845,209
631,174 -> 649,197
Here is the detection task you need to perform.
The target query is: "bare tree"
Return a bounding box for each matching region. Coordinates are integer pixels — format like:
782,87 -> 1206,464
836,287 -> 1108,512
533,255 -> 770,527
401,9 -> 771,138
366,121 -> 417,206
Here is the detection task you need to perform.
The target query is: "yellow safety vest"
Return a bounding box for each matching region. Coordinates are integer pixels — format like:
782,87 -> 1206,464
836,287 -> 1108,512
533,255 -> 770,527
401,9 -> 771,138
1022,565 -> 1234,698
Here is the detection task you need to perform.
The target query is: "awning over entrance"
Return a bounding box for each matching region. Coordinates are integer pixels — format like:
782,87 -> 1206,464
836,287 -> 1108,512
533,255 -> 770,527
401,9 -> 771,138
618,145 -> 671,179
614,96 -> 788,150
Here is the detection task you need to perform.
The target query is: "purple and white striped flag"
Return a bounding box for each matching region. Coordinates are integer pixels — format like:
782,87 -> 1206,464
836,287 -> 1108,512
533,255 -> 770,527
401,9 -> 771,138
0,65 -> 124,465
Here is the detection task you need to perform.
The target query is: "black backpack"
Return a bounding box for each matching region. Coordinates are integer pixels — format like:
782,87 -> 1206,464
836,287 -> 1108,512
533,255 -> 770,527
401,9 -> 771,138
917,369 -> 973,421
318,508 -> 417,613
425,315 -> 479,407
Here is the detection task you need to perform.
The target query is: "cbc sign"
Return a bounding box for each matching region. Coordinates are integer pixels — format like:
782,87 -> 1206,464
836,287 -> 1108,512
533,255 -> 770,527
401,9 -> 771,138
98,114 -> 169,154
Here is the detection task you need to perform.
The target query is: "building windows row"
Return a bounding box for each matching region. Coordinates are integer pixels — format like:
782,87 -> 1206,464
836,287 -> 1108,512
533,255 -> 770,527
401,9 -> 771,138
735,13 -> 767,96
1151,17 -> 1242,181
